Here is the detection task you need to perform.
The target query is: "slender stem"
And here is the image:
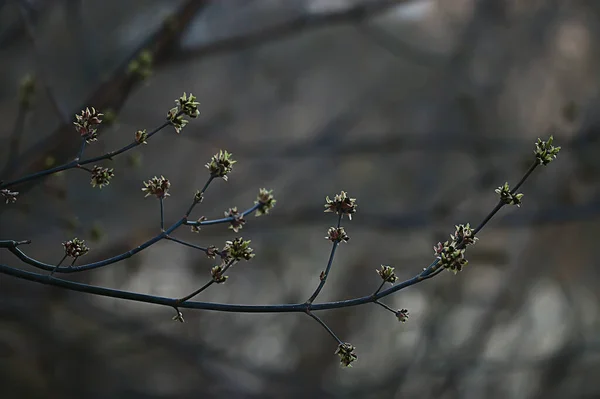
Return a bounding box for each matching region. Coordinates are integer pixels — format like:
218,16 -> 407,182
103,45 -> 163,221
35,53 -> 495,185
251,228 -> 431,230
306,213 -> 343,304
472,161 -> 537,236
0,120 -> 172,190
185,175 -> 214,217
373,280 -> 386,295
2,227 -> 174,273
374,299 -> 396,313
75,139 -> 86,161
306,312 -> 343,345
80,121 -> 171,165
0,240 -> 31,247
177,280 -> 215,303
165,236 -> 208,253
421,161 -> 539,277
185,203 -> 261,227
177,259 -> 235,303
421,266 -> 444,280
0,161 -> 76,188
76,165 -> 93,173
306,242 -> 339,304
0,201 -> 259,274
49,254 -> 68,276
511,160 -> 538,194
160,197 -> 165,231
1,260 -> 426,312
200,176 -> 214,196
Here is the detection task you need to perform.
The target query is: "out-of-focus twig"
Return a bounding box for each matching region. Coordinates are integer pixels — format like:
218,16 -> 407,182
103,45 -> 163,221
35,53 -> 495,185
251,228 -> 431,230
2,96 -> 29,173
170,0 -> 412,63
356,23 -> 444,66
17,0 -> 69,124
0,0 -> 208,198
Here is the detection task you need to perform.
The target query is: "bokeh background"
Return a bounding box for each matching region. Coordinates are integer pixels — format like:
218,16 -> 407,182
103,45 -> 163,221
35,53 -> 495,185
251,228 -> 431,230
1,0 -> 600,398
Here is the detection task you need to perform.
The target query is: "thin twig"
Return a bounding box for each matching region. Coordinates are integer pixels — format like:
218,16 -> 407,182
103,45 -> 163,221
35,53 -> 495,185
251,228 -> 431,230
185,176 -> 213,217
0,119 -> 173,190
472,161 -> 538,236
306,213 -> 343,303
165,236 -> 209,253
160,197 -> 165,231
75,139 -> 86,162
0,167 -> 232,275
177,259 -> 235,303
177,280 -> 215,304
17,1 -> 69,124
184,203 -> 262,227
49,254 -> 67,276
373,280 -> 386,295
307,242 -> 339,304
374,299 -> 396,313
171,0 -> 410,64
306,311 -> 343,345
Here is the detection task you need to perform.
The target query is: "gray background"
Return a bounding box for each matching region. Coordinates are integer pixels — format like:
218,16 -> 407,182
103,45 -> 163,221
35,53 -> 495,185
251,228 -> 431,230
1,0 -> 600,398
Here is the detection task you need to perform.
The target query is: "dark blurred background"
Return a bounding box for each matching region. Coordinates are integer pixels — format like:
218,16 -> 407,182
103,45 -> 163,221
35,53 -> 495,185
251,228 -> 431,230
1,0 -> 600,398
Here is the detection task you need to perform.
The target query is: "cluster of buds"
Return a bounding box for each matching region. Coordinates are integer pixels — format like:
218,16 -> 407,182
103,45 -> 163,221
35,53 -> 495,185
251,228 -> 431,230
190,216 -> 208,233
396,308 -> 409,323
225,207 -> 246,233
167,108 -> 187,134
172,309 -> 184,323
211,265 -> 229,283
200,244 -> 230,260
326,227 -> 349,243
335,343 -> 357,368
134,129 -> 148,145
205,245 -> 220,259
450,223 -> 478,246
74,107 -> 103,143
62,238 -> 89,258
127,50 -> 153,80
377,265 -> 398,284
433,223 -> 478,274
206,150 -> 236,181
90,166 -> 115,188
167,92 -> 199,133
142,176 -> 170,199
222,237 -> 254,261
324,191 -> 357,220
434,241 -> 467,274
254,188 -> 276,216
177,92 -> 200,118
535,136 -> 561,166
495,182 -> 524,207
1,188 -> 19,204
